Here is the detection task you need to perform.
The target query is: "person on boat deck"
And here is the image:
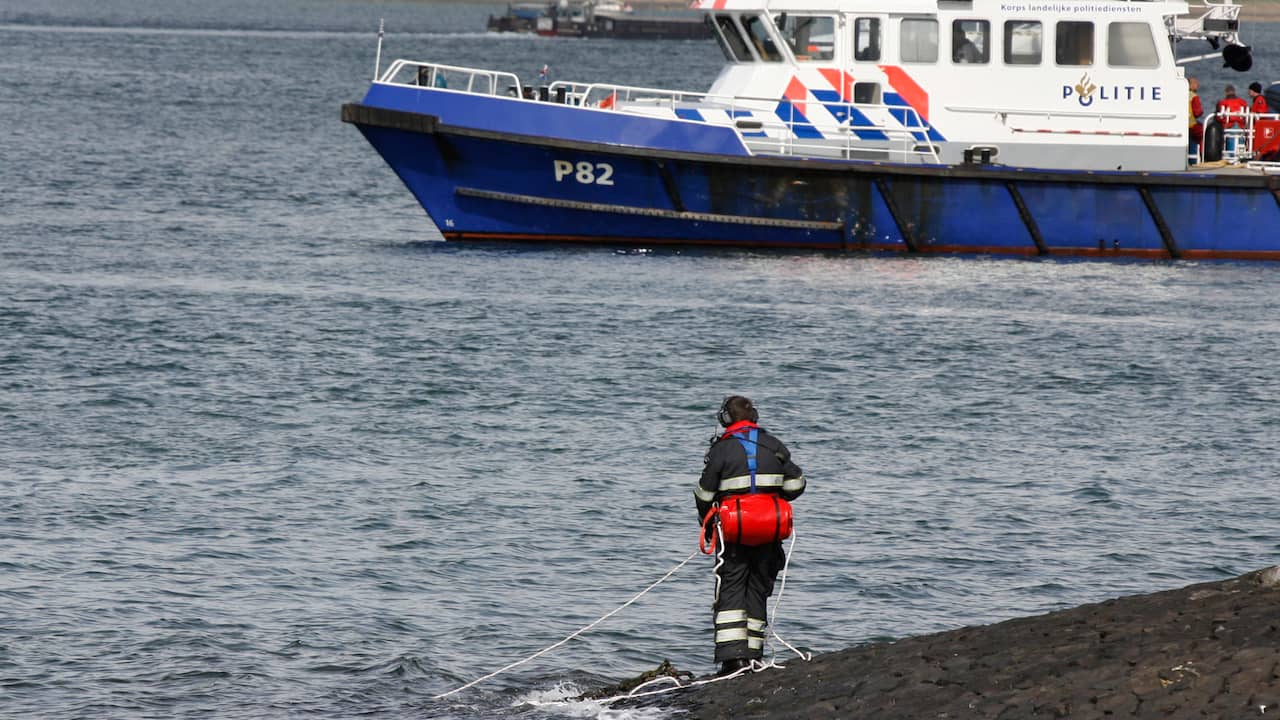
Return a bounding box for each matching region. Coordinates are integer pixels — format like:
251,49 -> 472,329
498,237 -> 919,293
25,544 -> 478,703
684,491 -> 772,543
695,396 -> 805,676
1248,82 -> 1270,115
1216,84 -> 1249,129
1188,77 -> 1204,151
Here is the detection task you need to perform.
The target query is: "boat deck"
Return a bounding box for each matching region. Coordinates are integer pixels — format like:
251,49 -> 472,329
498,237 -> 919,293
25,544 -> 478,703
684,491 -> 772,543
1193,160 -> 1280,176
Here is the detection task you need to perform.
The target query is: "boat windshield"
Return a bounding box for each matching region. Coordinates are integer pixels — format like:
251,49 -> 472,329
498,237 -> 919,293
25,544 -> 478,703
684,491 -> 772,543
1056,21 -> 1094,66
853,17 -> 881,62
712,14 -> 752,62
742,14 -> 784,61
901,17 -> 939,63
1004,20 -> 1042,65
952,19 -> 991,64
776,14 -> 836,62
1108,22 -> 1159,67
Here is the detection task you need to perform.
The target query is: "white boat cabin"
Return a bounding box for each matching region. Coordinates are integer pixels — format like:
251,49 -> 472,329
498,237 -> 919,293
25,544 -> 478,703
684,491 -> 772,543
677,0 -> 1198,170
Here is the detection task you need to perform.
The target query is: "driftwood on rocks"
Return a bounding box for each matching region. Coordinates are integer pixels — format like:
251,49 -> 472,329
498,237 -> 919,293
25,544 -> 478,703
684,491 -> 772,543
576,659 -> 697,700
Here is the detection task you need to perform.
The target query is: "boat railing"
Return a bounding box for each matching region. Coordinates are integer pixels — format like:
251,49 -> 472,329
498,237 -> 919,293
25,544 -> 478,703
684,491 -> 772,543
948,104 -> 1183,142
378,59 -> 524,97
1212,109 -> 1280,164
1173,0 -> 1242,45
377,65 -> 938,163
739,101 -> 940,164
547,80 -> 710,107
948,104 -> 1178,123
554,81 -> 941,164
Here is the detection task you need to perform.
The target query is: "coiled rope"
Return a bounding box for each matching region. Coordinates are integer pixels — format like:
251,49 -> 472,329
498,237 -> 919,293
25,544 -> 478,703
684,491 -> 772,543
431,530 -> 810,704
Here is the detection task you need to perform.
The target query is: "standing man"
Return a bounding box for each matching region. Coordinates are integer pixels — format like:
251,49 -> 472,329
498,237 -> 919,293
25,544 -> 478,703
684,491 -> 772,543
695,396 -> 805,675
1248,82 -> 1270,115
1217,84 -> 1249,129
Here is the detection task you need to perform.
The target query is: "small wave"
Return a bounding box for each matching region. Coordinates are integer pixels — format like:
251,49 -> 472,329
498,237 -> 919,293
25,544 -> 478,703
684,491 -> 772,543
364,654 -> 432,677
1068,483 -> 1114,503
448,31 -> 544,40
161,670 -> 234,681
514,681 -> 674,719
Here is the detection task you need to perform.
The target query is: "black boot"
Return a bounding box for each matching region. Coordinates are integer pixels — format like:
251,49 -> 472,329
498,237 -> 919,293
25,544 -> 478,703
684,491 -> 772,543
717,658 -> 750,676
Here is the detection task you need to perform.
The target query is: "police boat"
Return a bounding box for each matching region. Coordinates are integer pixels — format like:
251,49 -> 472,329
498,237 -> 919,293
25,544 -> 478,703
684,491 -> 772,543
342,0 -> 1280,260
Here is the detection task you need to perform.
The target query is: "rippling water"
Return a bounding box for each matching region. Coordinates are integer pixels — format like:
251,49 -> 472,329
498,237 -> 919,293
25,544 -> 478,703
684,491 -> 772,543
2,2 -> 1279,718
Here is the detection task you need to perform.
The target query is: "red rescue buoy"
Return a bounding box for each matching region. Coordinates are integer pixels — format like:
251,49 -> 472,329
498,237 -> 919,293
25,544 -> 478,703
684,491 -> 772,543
717,494 -> 793,546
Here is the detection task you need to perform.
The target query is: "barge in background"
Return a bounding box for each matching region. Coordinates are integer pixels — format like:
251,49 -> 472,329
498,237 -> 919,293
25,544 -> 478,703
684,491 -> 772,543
486,1 -> 711,39
346,0 -> 1280,260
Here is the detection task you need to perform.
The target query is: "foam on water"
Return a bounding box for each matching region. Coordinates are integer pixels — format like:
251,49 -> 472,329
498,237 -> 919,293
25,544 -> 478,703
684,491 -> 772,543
515,682 -> 674,719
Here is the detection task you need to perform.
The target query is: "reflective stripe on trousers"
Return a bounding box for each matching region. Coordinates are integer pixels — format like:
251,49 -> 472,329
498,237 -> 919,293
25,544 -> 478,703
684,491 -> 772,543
714,609 -> 747,644
715,610 -> 766,649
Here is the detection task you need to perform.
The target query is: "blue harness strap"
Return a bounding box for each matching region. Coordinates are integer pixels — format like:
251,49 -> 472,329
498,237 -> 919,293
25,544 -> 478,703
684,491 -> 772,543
733,429 -> 759,493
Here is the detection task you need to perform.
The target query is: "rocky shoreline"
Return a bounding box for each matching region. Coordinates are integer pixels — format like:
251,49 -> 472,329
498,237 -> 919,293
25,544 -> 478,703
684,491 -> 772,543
610,567 -> 1280,719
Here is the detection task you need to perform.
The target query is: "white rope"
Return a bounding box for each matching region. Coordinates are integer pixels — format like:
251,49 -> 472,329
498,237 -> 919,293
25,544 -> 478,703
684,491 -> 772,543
712,521 -> 726,604
590,529 -> 811,707
432,548 -> 701,700
766,530 -> 811,662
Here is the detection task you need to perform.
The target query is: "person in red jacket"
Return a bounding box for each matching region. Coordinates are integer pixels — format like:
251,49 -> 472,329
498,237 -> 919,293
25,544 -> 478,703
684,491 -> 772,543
1248,82 -> 1271,115
1217,84 -> 1249,129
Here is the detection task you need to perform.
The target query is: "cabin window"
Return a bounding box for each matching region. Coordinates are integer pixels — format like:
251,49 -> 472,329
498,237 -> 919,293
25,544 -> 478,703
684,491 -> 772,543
1003,20 -> 1042,65
713,14 -> 752,62
776,14 -> 836,61
1055,21 -> 1094,66
743,14 -> 784,62
951,19 -> 990,64
901,18 -> 939,63
853,82 -> 881,104
853,17 -> 881,61
1108,22 -> 1158,68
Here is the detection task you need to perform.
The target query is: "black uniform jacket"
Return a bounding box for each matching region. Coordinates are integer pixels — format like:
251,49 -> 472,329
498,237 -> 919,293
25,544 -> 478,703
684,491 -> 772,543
695,422 -> 806,521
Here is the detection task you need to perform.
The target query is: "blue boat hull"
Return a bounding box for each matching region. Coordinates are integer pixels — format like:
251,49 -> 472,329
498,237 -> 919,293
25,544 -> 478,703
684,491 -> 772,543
343,100 -> 1280,260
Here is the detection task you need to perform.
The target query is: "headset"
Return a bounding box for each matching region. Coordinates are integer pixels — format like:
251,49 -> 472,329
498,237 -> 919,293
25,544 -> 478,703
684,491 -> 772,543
717,395 -> 759,427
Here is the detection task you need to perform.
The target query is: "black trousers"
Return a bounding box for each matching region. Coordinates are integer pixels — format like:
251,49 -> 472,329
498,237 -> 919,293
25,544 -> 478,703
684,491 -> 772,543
712,541 -> 784,662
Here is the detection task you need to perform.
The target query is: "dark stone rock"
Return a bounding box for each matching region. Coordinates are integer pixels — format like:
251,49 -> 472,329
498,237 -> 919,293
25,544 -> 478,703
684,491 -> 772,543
610,566 -> 1280,719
